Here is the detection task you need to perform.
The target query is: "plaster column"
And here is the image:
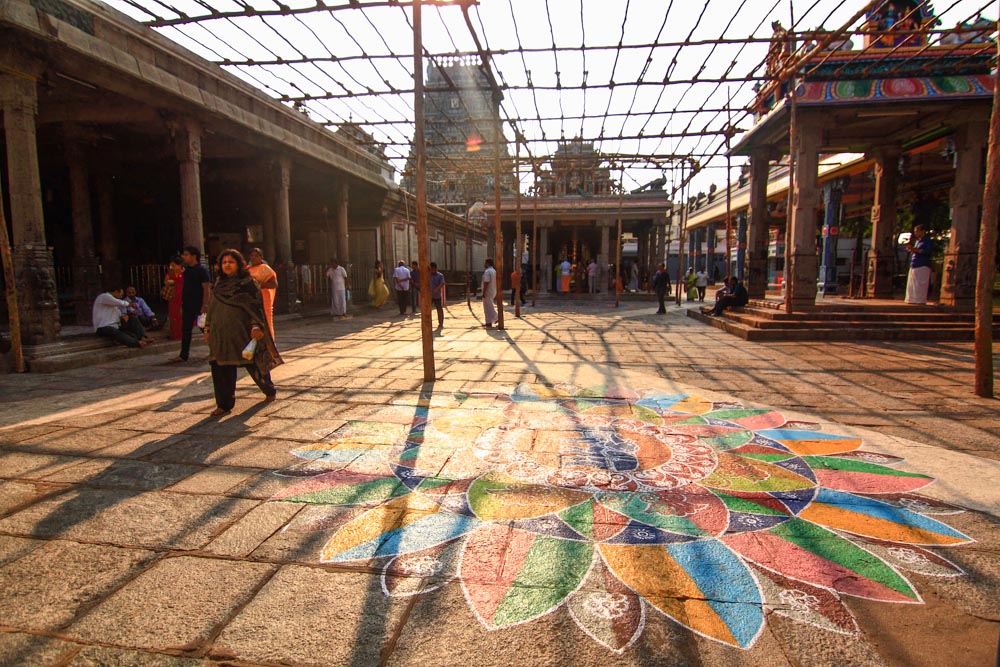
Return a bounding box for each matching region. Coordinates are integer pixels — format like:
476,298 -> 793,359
65,134 -> 102,324
334,178 -> 350,265
746,149 -> 772,299
538,220 -> 551,294
705,224 -> 716,280
654,222 -> 665,270
95,169 -> 121,289
599,220 -> 611,291
273,156 -> 296,314
866,147 -> 901,299
787,119 -> 821,309
259,184 -> 276,261
941,120 -> 988,310
172,118 -> 205,257
819,178 -> 847,297
1,73 -> 60,344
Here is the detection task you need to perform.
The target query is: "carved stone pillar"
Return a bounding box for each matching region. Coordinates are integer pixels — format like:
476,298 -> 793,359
334,178 -> 350,264
746,149 -> 772,299
787,119 -> 821,309
95,168 -> 121,289
941,121 -> 988,310
819,178 -> 848,297
866,147 -> 901,299
171,118 -> 205,257
1,73 -> 60,344
736,211 -> 748,281
272,156 -> 296,314
64,133 -> 102,324
538,219 -> 551,294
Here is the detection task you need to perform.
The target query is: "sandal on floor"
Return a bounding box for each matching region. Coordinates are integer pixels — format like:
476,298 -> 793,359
209,408 -> 231,416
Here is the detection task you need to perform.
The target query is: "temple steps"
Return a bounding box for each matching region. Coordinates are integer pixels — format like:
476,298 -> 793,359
687,300 -> 1000,342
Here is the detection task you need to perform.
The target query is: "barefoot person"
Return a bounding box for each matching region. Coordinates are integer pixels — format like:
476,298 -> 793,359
247,247 -> 278,337
482,258 -> 498,328
904,225 -> 933,305
203,249 -> 282,416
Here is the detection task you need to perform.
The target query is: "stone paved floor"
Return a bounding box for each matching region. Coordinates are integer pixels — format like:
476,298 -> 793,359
0,300 -> 998,667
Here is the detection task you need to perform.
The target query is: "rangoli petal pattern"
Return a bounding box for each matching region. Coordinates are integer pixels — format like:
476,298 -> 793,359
270,384 -> 974,652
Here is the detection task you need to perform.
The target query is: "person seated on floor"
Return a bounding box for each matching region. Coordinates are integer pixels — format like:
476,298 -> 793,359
123,286 -> 160,330
93,287 -> 149,348
709,277 -> 749,316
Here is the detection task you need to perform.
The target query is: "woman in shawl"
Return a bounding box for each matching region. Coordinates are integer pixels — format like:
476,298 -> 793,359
247,247 -> 278,338
204,249 -> 283,417
163,255 -> 184,340
368,259 -> 389,308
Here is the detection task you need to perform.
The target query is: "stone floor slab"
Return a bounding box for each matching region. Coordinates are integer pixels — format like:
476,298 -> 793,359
41,459 -> 202,491
211,565 -> 407,666
204,501 -> 303,558
69,556 -> 275,652
0,488 -> 258,549
64,646 -> 210,667
0,540 -> 156,631
0,632 -> 77,667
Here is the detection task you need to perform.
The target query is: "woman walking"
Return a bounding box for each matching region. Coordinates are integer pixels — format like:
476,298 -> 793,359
368,259 -> 389,308
247,248 -> 278,338
204,249 -> 282,417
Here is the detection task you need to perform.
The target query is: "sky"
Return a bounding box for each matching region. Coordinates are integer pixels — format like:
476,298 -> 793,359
99,0 -> 996,197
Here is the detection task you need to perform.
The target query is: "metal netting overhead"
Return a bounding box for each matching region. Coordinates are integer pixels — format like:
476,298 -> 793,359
96,0 -> 996,193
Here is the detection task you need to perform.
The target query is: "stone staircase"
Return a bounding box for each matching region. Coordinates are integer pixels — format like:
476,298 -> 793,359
687,298 -> 1000,342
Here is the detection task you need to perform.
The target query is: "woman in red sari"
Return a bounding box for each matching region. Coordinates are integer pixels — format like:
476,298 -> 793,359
164,256 -> 184,340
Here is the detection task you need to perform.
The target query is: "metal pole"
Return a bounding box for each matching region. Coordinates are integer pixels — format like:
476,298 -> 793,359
494,108 -> 505,330
974,31 -> 1000,398
615,164 -> 624,308
676,162 -> 688,306
0,169 -> 24,372
465,201 -> 471,306
413,0 -> 434,382
515,140 -> 523,318
532,165 -> 538,307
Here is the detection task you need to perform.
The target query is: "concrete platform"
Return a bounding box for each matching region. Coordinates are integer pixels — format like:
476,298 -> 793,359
1,300 -> 997,666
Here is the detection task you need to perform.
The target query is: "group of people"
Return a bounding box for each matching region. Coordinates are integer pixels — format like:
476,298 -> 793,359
388,260 -> 447,327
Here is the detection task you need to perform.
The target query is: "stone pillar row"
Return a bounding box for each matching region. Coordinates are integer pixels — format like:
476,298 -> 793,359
941,119 -> 988,310
1,73 -> 60,345
746,149 -> 772,299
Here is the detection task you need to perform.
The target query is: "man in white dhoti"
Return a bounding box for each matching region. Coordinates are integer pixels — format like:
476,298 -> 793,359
904,225 -> 933,305
326,259 -> 349,316
482,258 -> 498,328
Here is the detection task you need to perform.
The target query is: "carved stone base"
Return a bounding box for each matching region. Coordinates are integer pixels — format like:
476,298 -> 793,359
940,249 -> 977,311
13,244 -> 61,345
866,250 -> 895,299
274,265 -> 299,314
72,258 -> 103,326
746,257 -> 768,299
788,252 -> 819,309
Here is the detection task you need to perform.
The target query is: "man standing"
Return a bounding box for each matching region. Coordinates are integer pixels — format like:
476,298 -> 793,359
510,266 -> 526,306
410,260 -> 420,315
170,246 -> 211,363
94,287 -> 148,348
482,258 -> 498,328
586,259 -> 599,294
652,263 -> 671,314
326,259 -> 349,316
559,258 -> 572,293
905,225 -> 933,305
429,262 -> 446,328
392,260 -> 411,316
695,267 -> 709,302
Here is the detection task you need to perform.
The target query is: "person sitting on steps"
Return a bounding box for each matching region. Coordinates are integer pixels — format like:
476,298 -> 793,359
708,277 -> 748,316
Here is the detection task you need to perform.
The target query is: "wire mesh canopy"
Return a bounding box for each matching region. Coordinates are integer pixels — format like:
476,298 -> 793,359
98,0 -> 996,193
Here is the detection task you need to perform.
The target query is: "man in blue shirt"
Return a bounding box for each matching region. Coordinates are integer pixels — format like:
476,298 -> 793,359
429,262 -> 446,329
904,225 -> 933,305
170,245 -> 212,362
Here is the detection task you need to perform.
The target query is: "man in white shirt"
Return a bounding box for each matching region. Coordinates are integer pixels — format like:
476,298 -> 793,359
695,268 -> 709,302
481,258 -> 498,328
586,259 -> 599,294
93,287 -> 147,348
392,260 -> 411,316
326,259 -> 349,316
300,263 -> 313,302
559,258 -> 572,293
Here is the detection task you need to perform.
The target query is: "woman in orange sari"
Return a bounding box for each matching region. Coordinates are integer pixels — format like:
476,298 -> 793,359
247,247 -> 278,338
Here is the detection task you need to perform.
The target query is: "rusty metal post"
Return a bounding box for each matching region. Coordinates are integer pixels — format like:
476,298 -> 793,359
615,164 -> 624,308
515,139 -> 522,318
494,112 -> 505,331
413,0 -> 434,382
532,165 -> 538,308
974,35 -> 1000,397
